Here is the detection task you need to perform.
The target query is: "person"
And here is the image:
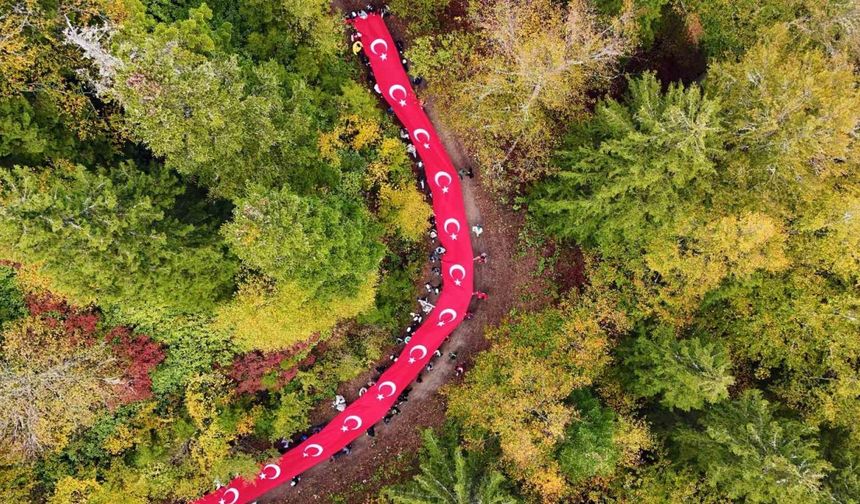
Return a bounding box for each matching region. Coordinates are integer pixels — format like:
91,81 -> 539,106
352,40 -> 363,55
474,291 -> 489,300
400,128 -> 410,141
455,365 -> 465,377
374,83 -> 382,94
434,349 -> 442,358
359,386 -> 368,396
472,224 -> 483,237
391,406 -> 401,415
401,58 -> 409,72
412,312 -> 423,323
383,414 -> 393,424
429,228 -> 438,240
435,246 -> 446,255
389,354 -> 398,362
464,311 -> 474,320
350,32 -> 362,42
431,266 -> 441,276
449,351 -> 458,361
290,476 -> 301,487
418,297 -> 435,313
275,438 -> 291,454
429,251 -> 439,263
474,252 -> 488,264
425,282 -> 434,293
367,425 -> 376,437
426,362 -> 434,371
406,143 -> 417,157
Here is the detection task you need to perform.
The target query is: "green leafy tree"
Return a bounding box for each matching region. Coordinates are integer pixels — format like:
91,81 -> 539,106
676,390 -> 831,503
532,72 -> 724,258
0,163 -> 236,323
683,0 -> 807,57
624,328 -> 734,411
555,390 -> 621,484
218,186 -> 383,350
0,265 -> 24,326
222,185 -> 383,296
112,5 -> 328,200
381,429 -> 517,504
707,25 -> 860,213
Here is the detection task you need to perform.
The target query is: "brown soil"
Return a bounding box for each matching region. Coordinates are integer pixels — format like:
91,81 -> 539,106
255,4 -> 565,503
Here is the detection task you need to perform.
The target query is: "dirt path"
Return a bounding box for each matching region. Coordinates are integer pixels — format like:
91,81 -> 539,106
255,5 -> 557,503
258,103 -> 551,504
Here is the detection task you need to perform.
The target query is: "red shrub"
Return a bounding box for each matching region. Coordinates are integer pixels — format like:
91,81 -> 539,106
107,327 -> 166,403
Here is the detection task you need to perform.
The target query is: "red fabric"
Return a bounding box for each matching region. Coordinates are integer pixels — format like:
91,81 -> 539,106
194,13 -> 474,504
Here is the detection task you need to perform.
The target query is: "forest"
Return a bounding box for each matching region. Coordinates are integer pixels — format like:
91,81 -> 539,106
0,0 -> 859,502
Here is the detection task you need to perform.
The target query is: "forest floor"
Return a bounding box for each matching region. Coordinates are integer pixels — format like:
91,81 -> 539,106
257,4 -> 582,502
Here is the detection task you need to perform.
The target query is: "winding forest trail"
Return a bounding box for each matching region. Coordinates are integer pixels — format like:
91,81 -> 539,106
252,6 -> 560,503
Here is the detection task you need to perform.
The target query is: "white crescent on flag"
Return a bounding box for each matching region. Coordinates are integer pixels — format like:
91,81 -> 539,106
342,415 -> 363,431
434,171 -> 452,188
302,443 -> 324,458
377,381 -> 397,400
370,38 -> 388,55
437,308 -> 458,326
221,488 -> 239,504
448,264 -> 467,286
260,463 -> 281,480
408,344 -> 428,363
389,84 -> 408,102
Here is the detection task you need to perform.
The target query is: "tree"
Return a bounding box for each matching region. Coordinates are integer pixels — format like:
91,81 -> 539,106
682,0 -> 807,57
555,390 -> 621,484
676,390 -> 831,503
0,316 -> 121,463
706,25 -> 860,214
381,428 -> 516,504
218,185 -> 383,351
447,264 -> 631,500
624,328 -> 734,411
0,264 -> 24,326
0,163 -> 236,323
222,186 -> 383,296
531,72 -> 724,258
429,0 -> 636,192
110,4 -> 346,200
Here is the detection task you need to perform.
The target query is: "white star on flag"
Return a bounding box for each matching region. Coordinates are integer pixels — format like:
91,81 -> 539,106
408,357 -> 416,363
377,393 -> 385,400
442,186 -> 449,194
399,99 -> 407,107
455,279 -> 462,286
437,321 -> 446,327
450,233 -> 458,240
423,143 -> 430,149
341,426 -> 349,432
219,500 -> 226,504
380,53 -> 387,61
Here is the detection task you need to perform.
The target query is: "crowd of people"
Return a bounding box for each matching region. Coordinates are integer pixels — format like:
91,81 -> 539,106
272,4 -> 492,484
